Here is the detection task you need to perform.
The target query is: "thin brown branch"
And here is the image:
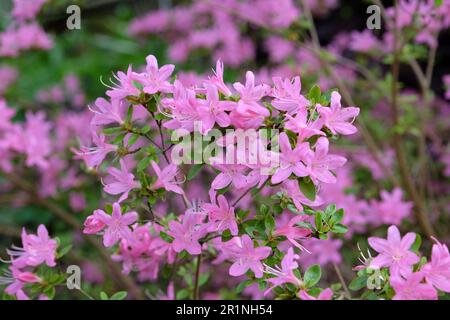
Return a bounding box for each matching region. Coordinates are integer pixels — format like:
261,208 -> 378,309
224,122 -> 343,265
389,1 -> 435,237
193,254 -> 202,300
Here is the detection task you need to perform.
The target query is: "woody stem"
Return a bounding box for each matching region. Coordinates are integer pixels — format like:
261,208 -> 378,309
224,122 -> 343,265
193,254 -> 202,300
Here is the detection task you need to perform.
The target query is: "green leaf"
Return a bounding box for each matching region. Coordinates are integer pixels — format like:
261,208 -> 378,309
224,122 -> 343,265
298,178 -> 316,201
331,208 -> 344,224
199,274 -> 209,286
236,280 -> 253,294
304,264 -> 321,288
307,85 -> 321,104
435,0 -> 443,7
137,157 -> 152,172
43,286 -> 56,299
264,214 -> 275,231
111,133 -> 126,144
127,133 -> 139,147
57,244 -> 72,259
110,291 -> 128,300
410,234 -> 422,253
141,125 -> 151,134
160,231 -> 174,243
176,289 -> 190,300
100,292 -> 109,300
314,212 -> 323,232
187,164 -> 203,180
103,127 -> 123,135
260,204 -> 269,216
331,223 -> 348,234
349,275 -> 369,291
324,204 -> 336,217
221,229 -> 232,242
125,106 -> 133,123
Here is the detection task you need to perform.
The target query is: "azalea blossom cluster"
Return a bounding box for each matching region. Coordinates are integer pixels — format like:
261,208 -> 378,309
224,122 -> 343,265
0,0 -> 448,302
321,165 -> 413,236
75,53 -> 361,298
0,97 -> 93,208
129,0 -> 340,68
37,74 -> 86,109
0,225 -> 58,300
0,0 -> 52,57
355,225 -> 450,300
385,0 -> 450,48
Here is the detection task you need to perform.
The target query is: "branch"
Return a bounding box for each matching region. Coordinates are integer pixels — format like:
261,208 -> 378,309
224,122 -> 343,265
193,254 -> 202,300
389,1 -> 435,237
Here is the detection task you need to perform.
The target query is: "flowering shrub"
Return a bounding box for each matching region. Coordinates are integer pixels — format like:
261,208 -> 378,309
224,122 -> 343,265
0,0 -> 449,301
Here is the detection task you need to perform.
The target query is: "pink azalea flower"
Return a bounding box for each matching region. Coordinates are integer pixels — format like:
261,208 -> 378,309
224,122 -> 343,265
207,60 -> 232,96
203,194 -> 238,235
198,84 -> 234,134
94,203 -> 138,247
150,236 -> 177,265
349,30 -> 380,53
106,65 -> 141,100
103,159 -> 140,202
233,71 -> 270,118
12,0 -> 47,20
273,215 -> 312,250
72,132 -> 118,168
89,97 -> 125,126
83,210 -> 107,234
281,180 -> 324,212
263,247 -> 301,295
271,76 -> 309,114
421,237 -> 450,293
318,92 -> 360,135
300,237 -> 342,268
22,112 -> 52,169
1,267 -> 41,300
134,54 -> 174,94
9,225 -> 57,268
303,137 -> 347,184
265,37 -> 295,63
271,132 -> 311,184
371,188 -> 413,225
111,223 -> 160,278
159,282 -> 175,300
150,161 -> 184,195
368,225 -> 419,277
284,109 -> 324,142
0,99 -> 16,130
229,107 -> 265,129
167,213 -> 209,255
227,235 -> 272,278
299,288 -> 333,300
210,163 -> 248,190
162,80 -> 202,133
391,272 -> 437,300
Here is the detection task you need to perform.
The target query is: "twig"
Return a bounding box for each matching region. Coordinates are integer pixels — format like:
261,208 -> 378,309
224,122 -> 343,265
389,1 -> 435,237
333,263 -> 352,300
193,254 -> 202,300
